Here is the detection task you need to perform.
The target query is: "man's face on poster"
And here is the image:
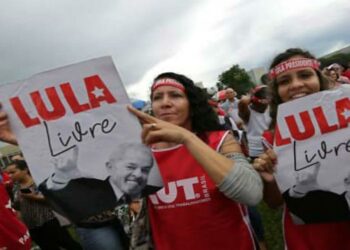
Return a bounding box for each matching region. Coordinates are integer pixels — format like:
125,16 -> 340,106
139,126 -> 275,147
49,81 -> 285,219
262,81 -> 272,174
107,147 -> 153,197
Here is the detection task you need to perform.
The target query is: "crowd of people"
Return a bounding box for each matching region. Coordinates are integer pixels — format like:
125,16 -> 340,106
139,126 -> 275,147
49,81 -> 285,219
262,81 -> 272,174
1,47 -> 350,250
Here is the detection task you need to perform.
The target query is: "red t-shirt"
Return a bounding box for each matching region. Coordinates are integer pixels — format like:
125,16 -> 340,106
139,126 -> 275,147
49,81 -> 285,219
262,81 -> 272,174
149,131 -> 256,250
0,182 -> 31,250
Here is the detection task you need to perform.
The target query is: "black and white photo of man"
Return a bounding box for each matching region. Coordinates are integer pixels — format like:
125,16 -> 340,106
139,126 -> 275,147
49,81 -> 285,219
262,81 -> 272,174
39,143 -> 159,223
106,144 -> 153,201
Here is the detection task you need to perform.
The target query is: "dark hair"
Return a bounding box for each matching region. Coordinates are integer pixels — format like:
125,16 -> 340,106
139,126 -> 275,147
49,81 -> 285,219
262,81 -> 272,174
13,160 -> 29,171
253,86 -> 269,99
260,73 -> 270,85
268,48 -> 329,129
151,72 -> 222,134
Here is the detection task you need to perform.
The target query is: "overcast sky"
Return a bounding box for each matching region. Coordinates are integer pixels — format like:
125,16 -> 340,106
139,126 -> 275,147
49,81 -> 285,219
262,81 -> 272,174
0,0 -> 349,100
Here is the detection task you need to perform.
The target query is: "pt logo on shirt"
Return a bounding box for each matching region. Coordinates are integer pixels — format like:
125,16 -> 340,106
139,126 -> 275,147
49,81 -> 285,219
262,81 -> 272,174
149,175 -> 211,209
18,231 -> 30,245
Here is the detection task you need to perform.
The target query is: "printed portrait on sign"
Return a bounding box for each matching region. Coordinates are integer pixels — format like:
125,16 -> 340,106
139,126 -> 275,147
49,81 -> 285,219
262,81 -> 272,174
0,57 -> 162,223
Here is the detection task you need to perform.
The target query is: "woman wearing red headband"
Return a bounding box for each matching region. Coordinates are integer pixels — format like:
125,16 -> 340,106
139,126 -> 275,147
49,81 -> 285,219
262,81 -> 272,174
253,48 -> 350,250
128,72 -> 262,250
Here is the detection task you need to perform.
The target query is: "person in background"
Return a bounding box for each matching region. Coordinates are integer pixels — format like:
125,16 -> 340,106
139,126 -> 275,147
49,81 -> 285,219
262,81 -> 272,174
253,48 -> 350,250
238,85 -> 271,250
322,68 -> 341,89
128,198 -> 152,250
6,160 -> 82,250
238,85 -> 271,160
327,63 -> 350,84
220,87 -> 243,128
128,72 -> 263,250
209,99 -> 239,130
1,167 -> 14,199
208,99 -> 245,153
0,167 -> 32,250
260,73 -> 270,85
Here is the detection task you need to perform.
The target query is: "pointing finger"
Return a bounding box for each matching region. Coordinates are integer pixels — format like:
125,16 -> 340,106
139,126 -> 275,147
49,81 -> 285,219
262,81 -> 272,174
127,105 -> 157,124
141,123 -> 158,143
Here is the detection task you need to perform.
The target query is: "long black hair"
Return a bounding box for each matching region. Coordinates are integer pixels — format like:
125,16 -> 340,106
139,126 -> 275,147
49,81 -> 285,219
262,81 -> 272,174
151,72 -> 222,134
13,160 -> 29,171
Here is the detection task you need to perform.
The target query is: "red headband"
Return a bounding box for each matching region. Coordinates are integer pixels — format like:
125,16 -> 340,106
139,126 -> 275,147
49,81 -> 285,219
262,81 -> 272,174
151,78 -> 185,92
269,58 -> 320,79
250,85 -> 270,104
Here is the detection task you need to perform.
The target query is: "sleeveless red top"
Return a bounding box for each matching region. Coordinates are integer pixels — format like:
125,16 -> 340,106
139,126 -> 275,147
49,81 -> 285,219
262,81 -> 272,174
148,131 -> 256,250
263,130 -> 350,250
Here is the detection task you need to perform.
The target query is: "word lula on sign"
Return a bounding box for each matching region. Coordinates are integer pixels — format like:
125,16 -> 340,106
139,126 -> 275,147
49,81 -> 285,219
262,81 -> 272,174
10,75 -> 117,128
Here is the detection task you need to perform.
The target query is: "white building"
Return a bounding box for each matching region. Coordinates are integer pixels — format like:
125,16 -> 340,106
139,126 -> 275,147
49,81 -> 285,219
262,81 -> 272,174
247,67 -> 266,85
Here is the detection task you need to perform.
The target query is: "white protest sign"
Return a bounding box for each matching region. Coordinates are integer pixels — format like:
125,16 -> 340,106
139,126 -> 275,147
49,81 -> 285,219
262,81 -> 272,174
0,57 -> 162,222
274,85 -> 350,224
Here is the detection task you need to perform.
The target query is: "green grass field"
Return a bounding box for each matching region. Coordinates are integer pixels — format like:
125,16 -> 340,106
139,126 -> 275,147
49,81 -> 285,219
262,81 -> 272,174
257,202 -> 284,250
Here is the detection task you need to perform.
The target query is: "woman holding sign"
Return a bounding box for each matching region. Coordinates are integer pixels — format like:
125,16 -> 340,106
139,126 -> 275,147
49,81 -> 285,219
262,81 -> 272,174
128,72 -> 263,250
253,48 -> 350,249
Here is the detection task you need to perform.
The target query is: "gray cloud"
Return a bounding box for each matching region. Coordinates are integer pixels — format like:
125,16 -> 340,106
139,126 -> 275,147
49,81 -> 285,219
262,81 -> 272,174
0,0 -> 349,100
0,0 -> 198,84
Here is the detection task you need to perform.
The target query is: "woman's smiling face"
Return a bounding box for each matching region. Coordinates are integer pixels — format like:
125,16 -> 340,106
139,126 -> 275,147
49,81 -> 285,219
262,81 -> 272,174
276,56 -> 321,103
